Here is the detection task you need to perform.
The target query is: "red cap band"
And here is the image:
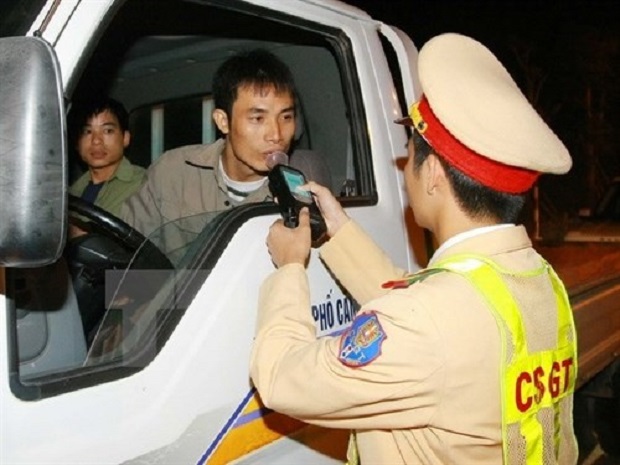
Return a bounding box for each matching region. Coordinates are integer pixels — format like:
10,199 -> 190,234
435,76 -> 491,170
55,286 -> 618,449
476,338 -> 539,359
412,96 -> 539,193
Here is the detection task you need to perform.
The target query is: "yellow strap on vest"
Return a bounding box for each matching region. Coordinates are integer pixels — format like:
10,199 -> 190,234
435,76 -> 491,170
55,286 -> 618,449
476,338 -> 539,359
432,254 -> 577,464
345,431 -> 360,465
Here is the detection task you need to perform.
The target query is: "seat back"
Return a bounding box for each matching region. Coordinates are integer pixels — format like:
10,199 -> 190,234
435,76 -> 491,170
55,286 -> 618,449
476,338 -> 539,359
289,149 -> 333,193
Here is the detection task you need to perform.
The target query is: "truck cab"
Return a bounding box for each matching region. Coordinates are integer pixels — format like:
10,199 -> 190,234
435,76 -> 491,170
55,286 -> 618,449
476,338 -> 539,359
0,1 -> 425,463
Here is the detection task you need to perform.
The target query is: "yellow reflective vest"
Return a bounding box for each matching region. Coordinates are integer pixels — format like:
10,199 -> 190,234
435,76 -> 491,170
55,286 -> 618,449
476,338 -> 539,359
431,254 -> 578,464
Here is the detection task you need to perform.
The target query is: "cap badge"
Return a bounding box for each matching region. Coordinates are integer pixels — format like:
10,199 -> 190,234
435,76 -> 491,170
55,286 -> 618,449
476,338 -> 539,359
411,101 -> 427,134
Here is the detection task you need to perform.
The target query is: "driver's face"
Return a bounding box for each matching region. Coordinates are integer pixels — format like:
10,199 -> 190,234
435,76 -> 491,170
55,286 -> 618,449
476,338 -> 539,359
217,84 -> 296,182
77,110 -> 130,177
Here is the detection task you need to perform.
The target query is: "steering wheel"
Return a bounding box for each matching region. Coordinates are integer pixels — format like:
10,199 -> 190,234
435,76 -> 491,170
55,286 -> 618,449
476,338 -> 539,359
68,195 -> 172,264
66,195 -> 173,339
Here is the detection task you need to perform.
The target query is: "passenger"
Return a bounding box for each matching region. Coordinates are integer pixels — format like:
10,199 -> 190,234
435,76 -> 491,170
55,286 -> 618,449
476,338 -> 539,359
251,33 -> 578,464
69,97 -> 146,227
120,49 -> 298,241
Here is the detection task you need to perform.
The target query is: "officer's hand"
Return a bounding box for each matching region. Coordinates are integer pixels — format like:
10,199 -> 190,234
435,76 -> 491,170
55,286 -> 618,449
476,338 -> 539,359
304,182 -> 349,237
267,207 -> 311,268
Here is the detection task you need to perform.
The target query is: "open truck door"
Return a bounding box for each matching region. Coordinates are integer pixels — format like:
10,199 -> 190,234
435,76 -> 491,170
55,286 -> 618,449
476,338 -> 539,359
1,1 -> 421,463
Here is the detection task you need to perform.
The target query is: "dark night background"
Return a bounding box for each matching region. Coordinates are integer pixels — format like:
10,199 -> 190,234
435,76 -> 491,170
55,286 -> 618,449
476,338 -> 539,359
2,0 -> 619,236
347,0 -> 620,237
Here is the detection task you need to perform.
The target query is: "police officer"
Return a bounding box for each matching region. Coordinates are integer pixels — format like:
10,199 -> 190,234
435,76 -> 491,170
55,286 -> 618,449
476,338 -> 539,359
251,33 -> 578,465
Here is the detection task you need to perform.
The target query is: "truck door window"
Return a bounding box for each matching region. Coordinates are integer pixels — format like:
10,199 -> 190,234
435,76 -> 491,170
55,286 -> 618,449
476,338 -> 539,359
8,0 -> 375,399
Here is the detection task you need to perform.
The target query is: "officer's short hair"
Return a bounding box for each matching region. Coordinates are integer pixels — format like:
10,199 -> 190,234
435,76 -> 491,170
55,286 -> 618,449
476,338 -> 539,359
413,130 -> 526,223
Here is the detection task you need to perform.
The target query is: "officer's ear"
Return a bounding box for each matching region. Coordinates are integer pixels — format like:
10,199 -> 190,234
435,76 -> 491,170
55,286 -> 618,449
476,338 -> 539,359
213,109 -> 229,135
425,153 -> 447,195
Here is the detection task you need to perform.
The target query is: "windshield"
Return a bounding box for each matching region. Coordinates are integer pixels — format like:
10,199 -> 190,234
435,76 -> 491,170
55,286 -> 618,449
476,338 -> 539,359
0,0 -> 47,37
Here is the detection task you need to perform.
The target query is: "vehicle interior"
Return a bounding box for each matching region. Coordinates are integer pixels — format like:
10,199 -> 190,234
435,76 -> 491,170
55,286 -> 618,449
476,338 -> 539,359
7,0 -> 378,398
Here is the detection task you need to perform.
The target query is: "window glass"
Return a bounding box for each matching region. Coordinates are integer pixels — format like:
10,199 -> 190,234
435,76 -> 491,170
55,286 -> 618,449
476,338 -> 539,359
129,96 -> 215,165
163,97 -> 204,151
85,210 -> 226,367
127,104 -> 152,168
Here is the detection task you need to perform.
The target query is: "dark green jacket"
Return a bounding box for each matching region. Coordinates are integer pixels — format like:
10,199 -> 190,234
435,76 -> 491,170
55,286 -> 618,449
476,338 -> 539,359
70,157 -> 146,217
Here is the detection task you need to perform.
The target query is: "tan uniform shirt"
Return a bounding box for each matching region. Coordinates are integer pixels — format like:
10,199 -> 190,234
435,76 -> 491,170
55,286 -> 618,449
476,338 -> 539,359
251,220 -> 565,464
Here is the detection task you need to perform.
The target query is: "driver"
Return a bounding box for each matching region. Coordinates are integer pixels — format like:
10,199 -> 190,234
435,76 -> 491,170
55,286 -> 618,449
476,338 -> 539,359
120,49 -> 298,243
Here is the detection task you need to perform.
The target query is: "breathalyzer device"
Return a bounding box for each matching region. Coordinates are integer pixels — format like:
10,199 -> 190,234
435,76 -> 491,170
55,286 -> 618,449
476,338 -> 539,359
268,162 -> 327,243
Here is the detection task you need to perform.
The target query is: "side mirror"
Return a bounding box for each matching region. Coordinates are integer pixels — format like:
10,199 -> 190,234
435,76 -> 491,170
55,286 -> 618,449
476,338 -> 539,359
0,36 -> 67,267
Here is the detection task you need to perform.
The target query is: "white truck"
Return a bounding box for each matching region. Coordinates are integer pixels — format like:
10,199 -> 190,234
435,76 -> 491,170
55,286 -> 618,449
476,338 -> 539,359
1,1 -> 421,463
0,0 -> 618,464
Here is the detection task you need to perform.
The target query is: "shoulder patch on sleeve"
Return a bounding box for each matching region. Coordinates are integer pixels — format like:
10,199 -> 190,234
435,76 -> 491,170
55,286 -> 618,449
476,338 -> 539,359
338,311 -> 387,368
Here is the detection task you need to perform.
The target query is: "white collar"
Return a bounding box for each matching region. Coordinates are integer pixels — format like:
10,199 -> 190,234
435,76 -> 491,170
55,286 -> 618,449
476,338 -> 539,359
431,223 -> 514,262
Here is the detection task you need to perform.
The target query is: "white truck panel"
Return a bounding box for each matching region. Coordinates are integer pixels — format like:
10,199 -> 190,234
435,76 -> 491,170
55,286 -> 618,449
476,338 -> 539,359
1,0 -> 422,463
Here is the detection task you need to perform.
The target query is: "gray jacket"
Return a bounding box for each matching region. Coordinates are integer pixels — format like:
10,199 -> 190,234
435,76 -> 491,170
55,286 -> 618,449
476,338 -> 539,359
120,139 -> 271,257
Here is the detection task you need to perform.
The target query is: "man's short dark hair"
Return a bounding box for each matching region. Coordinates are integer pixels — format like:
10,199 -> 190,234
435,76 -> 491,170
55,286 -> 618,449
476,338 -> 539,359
212,49 -> 297,117
70,96 -> 130,143
412,130 -> 526,223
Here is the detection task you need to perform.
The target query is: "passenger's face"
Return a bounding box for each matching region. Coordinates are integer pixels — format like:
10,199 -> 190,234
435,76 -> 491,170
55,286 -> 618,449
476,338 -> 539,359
77,110 -> 129,172
216,84 -> 296,181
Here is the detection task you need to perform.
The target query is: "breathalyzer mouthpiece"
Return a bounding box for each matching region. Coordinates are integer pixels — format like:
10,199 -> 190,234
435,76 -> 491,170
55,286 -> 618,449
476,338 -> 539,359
265,151 -> 289,170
